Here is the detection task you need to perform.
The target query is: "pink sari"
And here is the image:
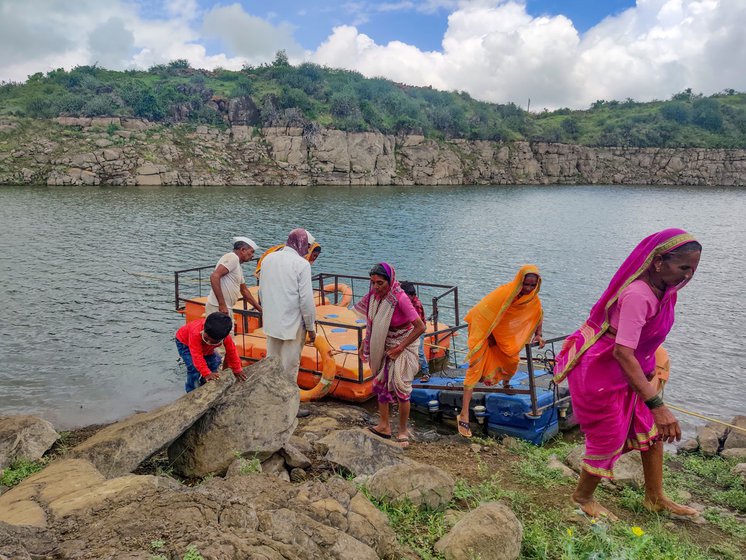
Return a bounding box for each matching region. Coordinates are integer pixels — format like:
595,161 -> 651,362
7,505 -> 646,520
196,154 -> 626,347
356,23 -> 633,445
354,263 -> 419,404
555,228 -> 697,478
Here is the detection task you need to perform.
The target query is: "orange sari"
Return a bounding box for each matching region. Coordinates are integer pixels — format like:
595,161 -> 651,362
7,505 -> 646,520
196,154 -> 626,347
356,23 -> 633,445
464,265 -> 543,388
654,346 -> 670,391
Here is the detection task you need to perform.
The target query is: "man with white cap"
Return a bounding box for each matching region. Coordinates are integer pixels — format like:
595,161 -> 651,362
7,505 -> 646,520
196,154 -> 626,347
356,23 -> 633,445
205,237 -> 263,318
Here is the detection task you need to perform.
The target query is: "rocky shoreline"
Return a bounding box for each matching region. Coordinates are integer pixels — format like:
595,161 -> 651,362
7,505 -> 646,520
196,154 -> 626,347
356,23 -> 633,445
2,357 -> 745,559
0,116 -> 744,187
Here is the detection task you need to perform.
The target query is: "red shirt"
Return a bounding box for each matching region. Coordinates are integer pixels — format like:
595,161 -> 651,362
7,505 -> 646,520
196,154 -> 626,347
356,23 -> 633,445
175,319 -> 243,377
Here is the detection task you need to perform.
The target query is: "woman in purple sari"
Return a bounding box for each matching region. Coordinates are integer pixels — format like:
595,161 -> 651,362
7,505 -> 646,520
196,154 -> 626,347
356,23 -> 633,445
554,228 -> 701,520
355,263 -> 426,447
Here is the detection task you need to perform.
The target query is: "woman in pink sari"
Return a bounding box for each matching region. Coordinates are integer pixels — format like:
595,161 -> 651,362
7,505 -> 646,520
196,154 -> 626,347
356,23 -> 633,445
554,228 -> 701,520
355,263 -> 426,447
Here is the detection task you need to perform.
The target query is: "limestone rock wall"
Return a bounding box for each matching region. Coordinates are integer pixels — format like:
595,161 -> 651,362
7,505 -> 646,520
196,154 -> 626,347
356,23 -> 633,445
0,117 -> 743,186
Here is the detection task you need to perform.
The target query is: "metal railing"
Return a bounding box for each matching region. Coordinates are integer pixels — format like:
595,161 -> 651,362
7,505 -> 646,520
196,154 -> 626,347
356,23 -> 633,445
411,334 -> 568,416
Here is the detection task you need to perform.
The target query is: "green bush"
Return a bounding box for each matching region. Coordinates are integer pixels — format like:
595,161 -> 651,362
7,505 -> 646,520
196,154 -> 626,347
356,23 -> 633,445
81,94 -> 120,116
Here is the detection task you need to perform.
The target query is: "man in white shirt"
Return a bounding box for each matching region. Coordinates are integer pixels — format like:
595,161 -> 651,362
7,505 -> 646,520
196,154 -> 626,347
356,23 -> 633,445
206,237 -> 263,318
259,229 -> 316,385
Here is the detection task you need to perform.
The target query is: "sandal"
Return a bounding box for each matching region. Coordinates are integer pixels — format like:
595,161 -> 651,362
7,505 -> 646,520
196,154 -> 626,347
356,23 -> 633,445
367,426 -> 392,439
420,374 -> 431,383
457,419 -> 472,438
396,435 -> 410,448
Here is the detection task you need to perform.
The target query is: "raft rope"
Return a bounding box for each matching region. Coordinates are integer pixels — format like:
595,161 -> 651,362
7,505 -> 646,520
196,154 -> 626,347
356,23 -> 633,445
666,403 -> 746,434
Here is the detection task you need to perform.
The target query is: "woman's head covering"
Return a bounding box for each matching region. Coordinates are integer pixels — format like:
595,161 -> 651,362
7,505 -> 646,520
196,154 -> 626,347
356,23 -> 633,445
464,265 -> 542,366
368,262 -> 391,282
285,228 -> 309,256
553,228 -> 698,382
305,230 -> 316,245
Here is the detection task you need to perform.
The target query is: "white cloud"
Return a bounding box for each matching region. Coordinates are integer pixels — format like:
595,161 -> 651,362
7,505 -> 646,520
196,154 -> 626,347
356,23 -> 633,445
310,0 -> 746,109
88,17 -> 135,70
0,0 -> 291,81
0,0 -> 743,110
201,3 -> 303,64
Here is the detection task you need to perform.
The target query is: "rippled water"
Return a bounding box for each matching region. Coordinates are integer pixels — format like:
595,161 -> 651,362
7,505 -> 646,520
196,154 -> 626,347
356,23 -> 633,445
0,184 -> 744,433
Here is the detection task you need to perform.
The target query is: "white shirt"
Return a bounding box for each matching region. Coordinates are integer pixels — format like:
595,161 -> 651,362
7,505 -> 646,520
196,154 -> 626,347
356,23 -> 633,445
259,246 -> 316,339
206,251 -> 244,308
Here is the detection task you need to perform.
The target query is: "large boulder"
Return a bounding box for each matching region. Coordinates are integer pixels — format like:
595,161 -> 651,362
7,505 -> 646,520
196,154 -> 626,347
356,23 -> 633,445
723,416 -> 746,450
434,502 -> 522,560
168,357 -> 298,477
70,372 -> 234,478
367,462 -> 455,509
317,429 -> 410,476
0,416 -> 59,469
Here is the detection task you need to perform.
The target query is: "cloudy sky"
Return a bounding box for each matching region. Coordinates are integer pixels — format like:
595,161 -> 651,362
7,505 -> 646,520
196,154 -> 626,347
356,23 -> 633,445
0,0 -> 744,110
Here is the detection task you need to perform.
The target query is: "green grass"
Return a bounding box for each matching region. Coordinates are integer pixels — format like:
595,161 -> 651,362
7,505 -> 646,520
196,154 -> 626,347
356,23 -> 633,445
663,454 -> 746,513
233,451 -> 262,475
703,508 -> 746,540
366,496 -> 448,560
364,444 -> 744,560
0,458 -> 46,487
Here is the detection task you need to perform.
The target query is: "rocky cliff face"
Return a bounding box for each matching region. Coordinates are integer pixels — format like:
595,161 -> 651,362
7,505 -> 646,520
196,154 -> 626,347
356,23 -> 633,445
0,117 -> 743,186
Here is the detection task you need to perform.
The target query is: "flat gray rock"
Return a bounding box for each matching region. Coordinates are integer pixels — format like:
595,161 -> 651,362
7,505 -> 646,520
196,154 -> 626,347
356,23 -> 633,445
435,502 -> 522,560
720,448 -> 746,460
697,422 -> 727,456
723,416 -> 746,449
367,462 -> 455,509
317,428 -> 409,476
0,416 -> 59,470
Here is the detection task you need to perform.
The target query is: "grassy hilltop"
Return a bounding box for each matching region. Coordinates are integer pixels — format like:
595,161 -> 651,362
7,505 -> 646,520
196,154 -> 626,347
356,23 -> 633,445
1,53 -> 745,148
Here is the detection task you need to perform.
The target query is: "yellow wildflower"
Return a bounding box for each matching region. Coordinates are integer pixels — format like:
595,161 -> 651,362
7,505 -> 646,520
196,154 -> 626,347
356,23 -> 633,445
566,528 -> 573,537
631,526 -> 645,537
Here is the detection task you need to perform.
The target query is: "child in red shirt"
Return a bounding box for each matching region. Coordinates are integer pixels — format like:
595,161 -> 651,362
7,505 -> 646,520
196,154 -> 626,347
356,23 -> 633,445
175,312 -> 246,392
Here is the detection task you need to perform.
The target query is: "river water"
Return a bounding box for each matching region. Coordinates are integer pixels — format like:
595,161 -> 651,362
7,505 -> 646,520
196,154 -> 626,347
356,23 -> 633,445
0,184 -> 744,435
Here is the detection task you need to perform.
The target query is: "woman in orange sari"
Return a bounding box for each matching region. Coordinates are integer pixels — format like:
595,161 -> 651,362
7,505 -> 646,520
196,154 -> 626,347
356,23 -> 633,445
458,265 -> 545,438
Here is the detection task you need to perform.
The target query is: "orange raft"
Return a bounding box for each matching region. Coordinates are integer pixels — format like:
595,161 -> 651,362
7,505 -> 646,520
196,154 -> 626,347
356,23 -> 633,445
181,296 -> 454,402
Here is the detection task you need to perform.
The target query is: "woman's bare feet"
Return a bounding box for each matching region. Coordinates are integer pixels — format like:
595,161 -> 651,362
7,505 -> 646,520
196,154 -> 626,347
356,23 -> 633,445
571,492 -> 619,521
643,496 -> 698,517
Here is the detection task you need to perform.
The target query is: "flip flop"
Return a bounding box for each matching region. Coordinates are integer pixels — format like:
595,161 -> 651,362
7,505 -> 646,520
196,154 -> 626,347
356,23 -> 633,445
458,419 -> 472,438
367,426 -> 392,439
420,374 -> 431,383
396,435 -> 410,448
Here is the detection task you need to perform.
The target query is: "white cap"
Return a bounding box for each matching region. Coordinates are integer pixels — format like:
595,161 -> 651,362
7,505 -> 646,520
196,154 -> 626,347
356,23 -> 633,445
305,230 -> 315,244
232,236 -> 259,251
